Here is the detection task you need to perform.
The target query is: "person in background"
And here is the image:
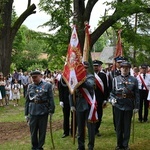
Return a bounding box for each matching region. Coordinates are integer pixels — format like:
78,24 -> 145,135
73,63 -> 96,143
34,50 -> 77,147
0,72 -> 6,106
5,81 -> 11,105
12,79 -> 20,106
109,61 -> 139,150
25,70 -> 55,150
12,70 -> 19,84
21,71 -> 30,98
18,69 -> 23,86
44,68 -> 51,77
92,60 -> 109,136
136,64 -> 150,122
58,76 -> 73,138
130,67 -> 139,77
45,73 -> 55,93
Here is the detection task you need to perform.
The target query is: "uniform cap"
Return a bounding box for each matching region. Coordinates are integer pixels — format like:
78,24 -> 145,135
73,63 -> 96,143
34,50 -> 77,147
83,61 -> 89,67
30,70 -> 41,76
141,64 -> 148,69
114,56 -> 125,63
92,60 -> 103,66
120,61 -> 131,68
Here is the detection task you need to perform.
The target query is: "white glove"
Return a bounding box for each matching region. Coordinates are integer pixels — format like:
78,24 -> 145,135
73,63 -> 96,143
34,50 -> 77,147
112,98 -> 117,106
133,109 -> 139,113
60,101 -> 64,108
25,116 -> 29,121
71,106 -> 76,112
103,100 -> 107,105
49,113 -> 53,117
102,100 -> 107,108
25,116 -> 30,125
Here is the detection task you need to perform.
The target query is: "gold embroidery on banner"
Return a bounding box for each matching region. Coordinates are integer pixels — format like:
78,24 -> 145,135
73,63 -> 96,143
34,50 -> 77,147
66,46 -> 82,70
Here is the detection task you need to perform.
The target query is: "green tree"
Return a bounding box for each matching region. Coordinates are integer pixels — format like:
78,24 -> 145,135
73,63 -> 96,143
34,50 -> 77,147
12,26 -> 50,71
0,0 -> 36,76
39,0 -> 150,66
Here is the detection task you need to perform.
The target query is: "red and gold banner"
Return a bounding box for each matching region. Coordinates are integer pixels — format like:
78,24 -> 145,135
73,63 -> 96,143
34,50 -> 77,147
62,26 -> 86,94
114,29 -> 123,57
82,22 -> 90,62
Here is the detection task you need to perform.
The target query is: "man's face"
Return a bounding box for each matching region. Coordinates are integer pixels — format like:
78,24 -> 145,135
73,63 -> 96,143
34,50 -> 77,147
116,62 -> 122,69
141,68 -> 147,74
93,65 -> 101,72
32,75 -> 41,84
120,66 -> 130,76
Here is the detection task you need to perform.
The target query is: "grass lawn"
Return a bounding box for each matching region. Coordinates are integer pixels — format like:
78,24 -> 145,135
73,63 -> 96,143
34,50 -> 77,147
0,90 -> 150,150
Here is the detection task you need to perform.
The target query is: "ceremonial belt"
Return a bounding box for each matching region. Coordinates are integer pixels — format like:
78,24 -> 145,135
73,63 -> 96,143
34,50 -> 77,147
116,94 -> 134,99
94,73 -> 104,93
80,88 -> 98,122
30,100 -> 48,104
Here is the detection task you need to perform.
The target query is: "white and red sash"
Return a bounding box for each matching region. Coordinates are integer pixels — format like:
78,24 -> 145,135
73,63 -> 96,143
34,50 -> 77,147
94,73 -> 104,93
80,88 -> 98,122
139,74 -> 148,91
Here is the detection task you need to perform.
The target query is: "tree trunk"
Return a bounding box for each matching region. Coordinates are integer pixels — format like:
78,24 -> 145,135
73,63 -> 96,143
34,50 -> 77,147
0,0 -> 13,76
0,0 -> 36,76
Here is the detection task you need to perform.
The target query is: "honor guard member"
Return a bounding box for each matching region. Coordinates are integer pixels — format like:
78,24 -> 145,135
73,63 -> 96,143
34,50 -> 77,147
136,64 -> 150,122
109,56 -> 125,131
25,70 -> 55,150
109,61 -> 139,150
58,76 -> 76,138
109,56 -> 125,90
70,61 -> 97,150
93,60 -> 109,136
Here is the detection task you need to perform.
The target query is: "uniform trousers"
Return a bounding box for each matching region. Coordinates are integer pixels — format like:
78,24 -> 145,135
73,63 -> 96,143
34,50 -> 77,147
95,102 -> 103,133
139,90 -> 149,122
29,114 -> 48,150
76,110 -> 95,150
62,103 -> 70,135
23,85 -> 28,98
114,107 -> 133,148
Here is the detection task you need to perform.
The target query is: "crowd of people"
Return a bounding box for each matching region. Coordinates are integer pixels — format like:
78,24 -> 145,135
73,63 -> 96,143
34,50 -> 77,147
0,69 -> 61,107
1,57 -> 150,150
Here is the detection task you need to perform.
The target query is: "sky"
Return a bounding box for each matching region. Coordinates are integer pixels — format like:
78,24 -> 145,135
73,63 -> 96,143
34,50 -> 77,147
13,0 -> 112,33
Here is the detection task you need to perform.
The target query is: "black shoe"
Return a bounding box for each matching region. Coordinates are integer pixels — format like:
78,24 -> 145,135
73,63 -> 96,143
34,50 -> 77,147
77,148 -> 85,150
115,146 -> 124,150
96,132 -> 101,136
138,119 -> 142,123
124,147 -> 130,150
62,134 -> 69,138
95,131 -> 101,137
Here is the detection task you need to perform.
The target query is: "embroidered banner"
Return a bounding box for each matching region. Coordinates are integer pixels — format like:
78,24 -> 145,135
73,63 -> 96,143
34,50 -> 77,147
62,26 -> 86,94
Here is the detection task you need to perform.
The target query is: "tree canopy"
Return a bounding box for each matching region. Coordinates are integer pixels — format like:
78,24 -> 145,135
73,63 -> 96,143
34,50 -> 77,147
39,0 -> 150,66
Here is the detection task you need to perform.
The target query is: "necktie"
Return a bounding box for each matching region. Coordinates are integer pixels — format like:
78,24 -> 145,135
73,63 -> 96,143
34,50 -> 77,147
141,74 -> 146,89
143,73 -> 146,79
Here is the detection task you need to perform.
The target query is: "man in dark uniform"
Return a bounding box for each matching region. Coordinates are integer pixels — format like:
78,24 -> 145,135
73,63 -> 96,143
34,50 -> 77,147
58,76 -> 75,138
136,64 -> 150,122
109,56 -> 125,131
25,70 -> 55,150
109,61 -> 139,150
92,60 -> 109,136
70,61 -> 97,150
109,56 -> 125,90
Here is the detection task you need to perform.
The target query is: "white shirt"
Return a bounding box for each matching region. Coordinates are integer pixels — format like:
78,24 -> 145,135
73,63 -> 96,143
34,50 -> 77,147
136,73 -> 150,90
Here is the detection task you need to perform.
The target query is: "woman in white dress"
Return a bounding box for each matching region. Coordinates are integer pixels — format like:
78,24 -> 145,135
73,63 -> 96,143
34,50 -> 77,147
12,79 -> 20,106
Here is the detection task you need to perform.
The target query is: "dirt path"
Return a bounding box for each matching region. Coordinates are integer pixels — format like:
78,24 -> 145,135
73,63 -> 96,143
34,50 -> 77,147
0,120 -> 62,144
